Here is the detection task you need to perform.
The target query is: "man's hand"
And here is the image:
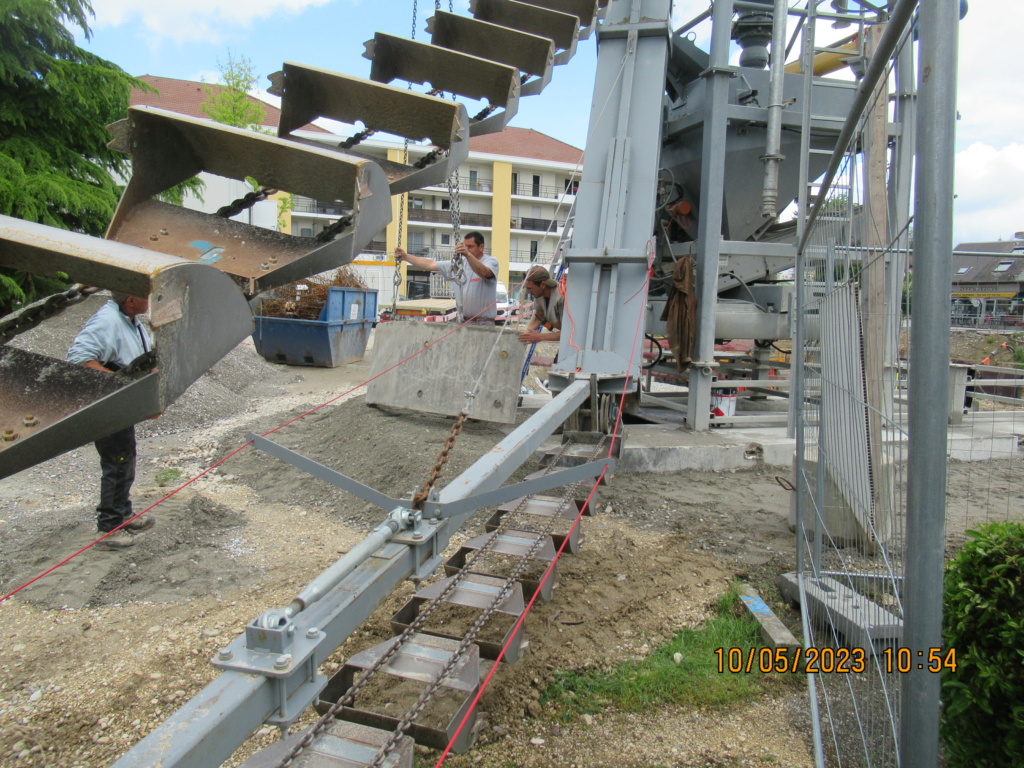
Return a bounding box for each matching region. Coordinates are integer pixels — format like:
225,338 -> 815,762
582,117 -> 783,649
394,246 -> 409,262
518,330 -> 544,344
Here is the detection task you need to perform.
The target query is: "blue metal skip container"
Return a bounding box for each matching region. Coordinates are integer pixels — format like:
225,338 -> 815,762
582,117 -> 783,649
252,287 -> 377,368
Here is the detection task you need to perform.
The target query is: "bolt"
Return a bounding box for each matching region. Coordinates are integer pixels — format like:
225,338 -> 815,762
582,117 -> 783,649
273,654 -> 292,670
2,428 -> 17,442
411,531 -> 423,540
286,624 -> 296,637
23,415 -> 38,428
260,262 -> 270,271
306,627 -> 320,639
218,648 -> 233,661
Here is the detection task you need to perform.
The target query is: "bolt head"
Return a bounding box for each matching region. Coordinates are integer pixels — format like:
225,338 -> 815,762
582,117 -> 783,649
218,648 -> 233,661
306,627 -> 320,639
274,654 -> 292,670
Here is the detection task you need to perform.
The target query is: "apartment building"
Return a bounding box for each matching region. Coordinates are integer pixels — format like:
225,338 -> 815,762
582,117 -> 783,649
290,128 -> 584,303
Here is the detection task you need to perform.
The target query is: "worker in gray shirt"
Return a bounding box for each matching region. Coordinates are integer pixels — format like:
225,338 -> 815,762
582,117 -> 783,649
396,231 -> 499,325
67,292 -> 156,549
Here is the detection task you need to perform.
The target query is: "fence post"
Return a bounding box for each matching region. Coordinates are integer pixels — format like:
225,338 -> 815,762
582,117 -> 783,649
901,1 -> 959,765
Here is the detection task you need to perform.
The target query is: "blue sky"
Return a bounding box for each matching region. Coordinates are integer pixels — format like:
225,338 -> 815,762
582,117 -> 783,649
78,0 -> 1023,245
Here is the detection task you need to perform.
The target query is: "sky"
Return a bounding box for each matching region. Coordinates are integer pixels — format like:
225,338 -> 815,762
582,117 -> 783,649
74,0 -> 1023,246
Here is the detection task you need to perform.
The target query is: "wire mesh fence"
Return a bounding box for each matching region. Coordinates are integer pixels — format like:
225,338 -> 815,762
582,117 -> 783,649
792,3 -> 1022,766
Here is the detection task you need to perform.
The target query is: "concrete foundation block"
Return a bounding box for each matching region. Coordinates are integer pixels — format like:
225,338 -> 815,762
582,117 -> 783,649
367,322 -> 526,424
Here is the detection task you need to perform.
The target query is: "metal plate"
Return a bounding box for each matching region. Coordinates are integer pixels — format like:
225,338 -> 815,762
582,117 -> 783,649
428,11 -> 554,97
364,33 -> 520,137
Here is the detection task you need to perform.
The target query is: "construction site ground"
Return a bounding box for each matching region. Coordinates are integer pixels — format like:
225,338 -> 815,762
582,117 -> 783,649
0,303 -> 1017,768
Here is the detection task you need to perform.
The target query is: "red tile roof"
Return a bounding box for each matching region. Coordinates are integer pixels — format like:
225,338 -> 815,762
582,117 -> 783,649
130,75 -> 329,133
469,127 -> 583,165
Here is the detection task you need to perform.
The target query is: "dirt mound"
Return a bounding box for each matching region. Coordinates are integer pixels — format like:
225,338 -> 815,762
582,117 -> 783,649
0,492 -> 255,611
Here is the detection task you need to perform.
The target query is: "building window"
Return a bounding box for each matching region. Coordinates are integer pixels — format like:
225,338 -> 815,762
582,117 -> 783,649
469,169 -> 478,190
956,266 -> 970,274
511,172 -> 518,194
441,198 -> 450,210
411,197 -> 424,210
564,178 -> 579,195
994,261 -> 1014,273
530,241 -> 538,260
300,227 -> 313,238
532,174 -> 541,197
441,234 -> 451,245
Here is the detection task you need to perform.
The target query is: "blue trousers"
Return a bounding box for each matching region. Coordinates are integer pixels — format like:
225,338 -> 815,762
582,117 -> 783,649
94,426 -> 137,532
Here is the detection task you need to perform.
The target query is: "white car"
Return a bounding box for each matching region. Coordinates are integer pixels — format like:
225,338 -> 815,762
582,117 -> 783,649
494,281 -> 520,324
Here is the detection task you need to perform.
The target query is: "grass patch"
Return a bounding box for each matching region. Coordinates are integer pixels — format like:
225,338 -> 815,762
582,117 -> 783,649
154,468 -> 183,487
542,589 -> 797,720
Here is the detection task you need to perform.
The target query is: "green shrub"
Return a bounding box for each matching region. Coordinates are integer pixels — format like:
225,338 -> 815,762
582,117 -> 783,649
941,520 -> 1024,767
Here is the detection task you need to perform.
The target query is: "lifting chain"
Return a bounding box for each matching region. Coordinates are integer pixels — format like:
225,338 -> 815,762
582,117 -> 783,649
0,284 -> 102,345
314,212 -> 354,244
411,409 -> 466,509
446,170 -> 467,288
216,187 -> 277,218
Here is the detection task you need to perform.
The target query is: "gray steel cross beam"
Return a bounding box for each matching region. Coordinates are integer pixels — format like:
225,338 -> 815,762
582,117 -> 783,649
548,0 -> 672,395
110,380 -> 593,768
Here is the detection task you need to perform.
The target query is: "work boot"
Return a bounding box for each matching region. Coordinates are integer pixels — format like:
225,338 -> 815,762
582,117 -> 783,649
96,530 -> 137,551
124,516 -> 155,533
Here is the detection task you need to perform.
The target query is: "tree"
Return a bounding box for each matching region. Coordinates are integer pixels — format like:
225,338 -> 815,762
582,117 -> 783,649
202,52 -> 292,229
0,0 -> 143,313
202,52 -> 267,131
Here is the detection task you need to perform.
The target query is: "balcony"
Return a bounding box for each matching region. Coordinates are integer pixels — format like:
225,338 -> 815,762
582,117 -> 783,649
512,216 -> 566,233
292,198 -> 346,216
511,181 -> 574,200
407,209 -> 493,228
508,249 -> 555,264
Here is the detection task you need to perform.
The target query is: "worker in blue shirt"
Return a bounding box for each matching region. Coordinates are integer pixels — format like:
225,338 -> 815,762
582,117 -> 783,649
67,292 -> 156,549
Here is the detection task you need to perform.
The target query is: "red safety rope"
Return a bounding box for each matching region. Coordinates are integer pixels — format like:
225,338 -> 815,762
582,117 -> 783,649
434,244 -> 654,766
0,312 -> 489,606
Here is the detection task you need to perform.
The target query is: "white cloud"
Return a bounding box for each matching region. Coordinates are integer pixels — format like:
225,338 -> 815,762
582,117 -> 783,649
955,5 -> 1024,149
953,142 -> 1024,243
90,0 -> 334,45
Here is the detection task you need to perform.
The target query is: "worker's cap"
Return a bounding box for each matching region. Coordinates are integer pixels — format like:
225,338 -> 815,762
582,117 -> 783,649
526,267 -> 557,288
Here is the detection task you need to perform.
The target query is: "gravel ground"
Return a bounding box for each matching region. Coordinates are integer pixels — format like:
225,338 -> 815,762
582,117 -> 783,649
0,310 -> 814,767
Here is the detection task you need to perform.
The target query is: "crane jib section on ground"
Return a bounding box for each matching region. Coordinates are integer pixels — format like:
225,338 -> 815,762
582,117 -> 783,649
0,0 -> 601,478
110,378 -> 600,768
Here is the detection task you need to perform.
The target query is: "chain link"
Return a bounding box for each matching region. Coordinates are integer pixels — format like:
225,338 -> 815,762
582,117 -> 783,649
411,410 -> 466,509
314,213 -> 354,244
118,350 -> 158,377
0,285 -> 102,345
446,171 -> 467,289
338,128 -> 376,150
216,187 -> 277,218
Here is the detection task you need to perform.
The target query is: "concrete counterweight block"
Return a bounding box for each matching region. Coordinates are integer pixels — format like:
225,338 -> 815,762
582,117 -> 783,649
367,321 -> 527,424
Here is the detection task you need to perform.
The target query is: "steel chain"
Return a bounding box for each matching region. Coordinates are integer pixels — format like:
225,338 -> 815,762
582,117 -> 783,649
118,350 -> 159,377
411,410 -> 467,509
314,213 -> 354,244
0,285 -> 102,345
412,147 -> 446,169
446,171 -> 467,289
339,128 -> 376,150
272,435 -> 584,768
216,187 -> 277,218
369,437 -> 610,766
471,104 -> 497,122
